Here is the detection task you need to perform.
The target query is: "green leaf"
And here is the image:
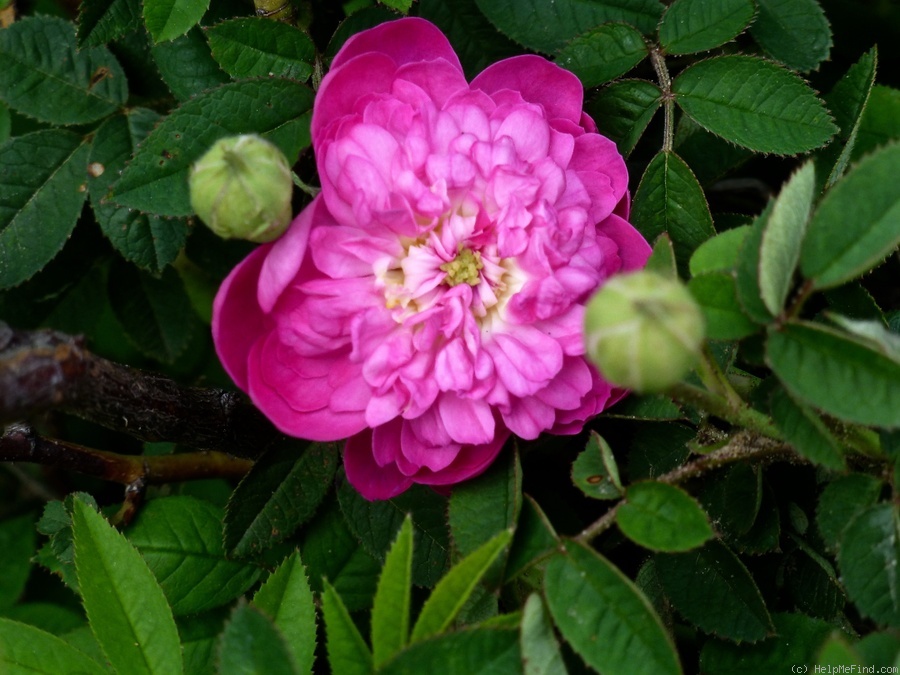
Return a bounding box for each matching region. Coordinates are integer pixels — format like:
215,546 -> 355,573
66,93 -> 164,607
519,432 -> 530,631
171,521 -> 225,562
555,23 -> 647,88
730,483 -> 781,555
817,47 -> 877,190
750,0 -> 832,72
449,449 -> 521,557
699,463 -> 762,538
78,0 -> 142,46
151,27 -> 230,102
89,110 -> 189,273
143,0 -> 209,43
801,142 -> 900,290
322,581 -> 373,675
734,205 -> 775,324
766,321 -> 900,428
544,541 -> 682,675
505,496 -> 559,580
759,161 -> 816,315
0,514 -> 36,610
769,387 -> 845,470
371,518 -> 413,667
645,234 -> 678,279
379,0 -> 413,11
112,79 -> 313,217
0,130 -> 91,290
217,603 -> 296,675
410,530 -> 512,643
126,496 -> 261,616
0,102 -> 9,145
688,227 -> 750,276
0,16 -> 128,125
72,498 -> 183,675
224,440 -> 339,558
1,603 -> 84,636
673,116 -> 754,185
817,635 -> 860,668
700,612 -> 834,673
655,540 -> 774,642
520,594 -> 567,675
299,498 -> 380,612
816,473 -> 884,552
627,422 -> 694,481
688,272 -> 757,340
473,0 -> 664,52
617,481 -> 714,552
337,476 -> 450,588
108,260 -> 199,363
608,394 -> 684,421
571,431 -> 624,500
381,627 -> 520,674
673,55 -> 837,154
658,0 -> 755,55
631,151 -> 716,271
854,85 -> 900,161
0,618 -> 106,675
587,79 -> 661,157
783,537 -> 844,619
178,609 -> 228,675
252,551 -> 316,674
207,19 -> 315,81
838,504 -> 900,627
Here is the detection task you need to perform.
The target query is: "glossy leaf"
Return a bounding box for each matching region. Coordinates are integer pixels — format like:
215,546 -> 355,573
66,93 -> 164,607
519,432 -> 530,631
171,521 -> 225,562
0,130 -> 91,290
72,499 -> 183,675
655,540 -> 774,642
112,79 -> 313,217
688,272 -> 757,340
631,151 -> 716,269
224,440 -> 339,558
689,226 -> 751,276
673,55 -> 837,154
77,0 -> 141,46
659,0 -> 755,55
759,161 -> 816,315
588,79 -> 661,157
337,476 -> 450,588
818,47 -> 877,189
322,581 -> 373,675
556,23 -> 647,88
108,260 -> 199,363
381,627 -> 520,674
473,0 -> 663,52
217,604 -> 295,675
769,387 -> 845,470
645,234 -> 678,279
410,530 -> 512,643
252,551 -> 316,674
838,504 -> 900,627
89,110 -> 188,273
544,541 -> 682,675
371,517 -> 413,667
0,16 -> 127,125
571,431 -> 624,500
617,481 -> 714,552
127,496 -> 261,616
801,142 -> 900,291
207,19 -> 315,81
767,321 -> 900,428
143,0 -> 209,43
0,618 -> 105,675
750,0 -> 832,72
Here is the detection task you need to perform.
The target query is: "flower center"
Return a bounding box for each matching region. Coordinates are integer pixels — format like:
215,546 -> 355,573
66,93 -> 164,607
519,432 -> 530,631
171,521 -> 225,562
440,246 -> 483,287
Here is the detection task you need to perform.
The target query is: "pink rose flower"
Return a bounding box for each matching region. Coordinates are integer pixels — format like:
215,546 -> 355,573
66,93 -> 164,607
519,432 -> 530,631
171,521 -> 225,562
212,17 -> 651,500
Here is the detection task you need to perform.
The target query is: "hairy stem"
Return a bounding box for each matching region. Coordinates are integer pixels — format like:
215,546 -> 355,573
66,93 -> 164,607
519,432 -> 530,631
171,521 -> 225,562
650,47 -> 675,153
669,381 -> 784,440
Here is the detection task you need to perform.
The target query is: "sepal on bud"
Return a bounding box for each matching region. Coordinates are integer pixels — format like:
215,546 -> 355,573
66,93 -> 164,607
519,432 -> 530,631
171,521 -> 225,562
189,134 -> 293,243
584,270 -> 705,393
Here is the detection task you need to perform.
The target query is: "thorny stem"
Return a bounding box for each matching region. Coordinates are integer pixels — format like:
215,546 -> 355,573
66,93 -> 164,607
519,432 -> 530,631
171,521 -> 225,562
576,433 -> 793,543
650,47 -> 675,153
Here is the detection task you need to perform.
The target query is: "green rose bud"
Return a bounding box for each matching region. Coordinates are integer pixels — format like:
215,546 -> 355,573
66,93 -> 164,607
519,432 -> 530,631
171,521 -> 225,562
189,134 -> 293,243
584,270 -> 705,393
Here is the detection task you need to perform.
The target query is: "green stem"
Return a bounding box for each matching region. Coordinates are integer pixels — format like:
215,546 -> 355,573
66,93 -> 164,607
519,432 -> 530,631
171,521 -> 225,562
669,382 -> 784,441
696,344 -> 744,409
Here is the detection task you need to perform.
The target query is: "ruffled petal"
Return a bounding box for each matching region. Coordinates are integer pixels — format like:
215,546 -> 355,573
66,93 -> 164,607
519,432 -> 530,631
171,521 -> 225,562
257,197 -> 319,313
345,430 -> 414,500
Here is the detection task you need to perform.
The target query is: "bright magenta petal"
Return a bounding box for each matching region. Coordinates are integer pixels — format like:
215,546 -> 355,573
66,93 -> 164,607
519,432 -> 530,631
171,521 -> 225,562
330,17 -> 462,73
345,430 -> 414,500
